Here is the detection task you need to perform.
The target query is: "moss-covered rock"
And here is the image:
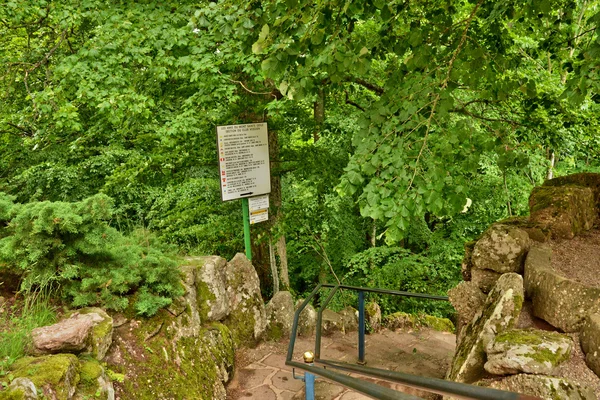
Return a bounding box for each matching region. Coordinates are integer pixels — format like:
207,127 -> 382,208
447,273 -> 524,383
384,311 -> 454,333
485,374 -> 596,400
223,254 -> 267,346
184,256 -> 230,322
471,224 -> 530,274
105,311 -> 235,400
524,245 -> 600,332
544,172 -> 600,212
265,291 -> 294,341
484,329 -> 572,375
76,308 -> 113,360
10,354 -> 80,400
74,359 -> 114,400
580,313 -> 600,379
529,185 -> 596,239
1,378 -> 37,400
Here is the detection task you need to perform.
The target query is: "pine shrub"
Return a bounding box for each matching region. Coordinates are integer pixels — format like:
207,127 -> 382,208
0,193 -> 182,316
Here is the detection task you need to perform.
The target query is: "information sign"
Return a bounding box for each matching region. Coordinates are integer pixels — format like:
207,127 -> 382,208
249,194 -> 269,224
217,123 -> 271,201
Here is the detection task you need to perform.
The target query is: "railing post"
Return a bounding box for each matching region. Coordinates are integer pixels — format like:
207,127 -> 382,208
303,351 -> 315,400
358,290 -> 366,365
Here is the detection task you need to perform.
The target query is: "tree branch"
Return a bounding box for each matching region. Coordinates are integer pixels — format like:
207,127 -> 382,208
344,91 -> 365,111
346,77 -> 384,95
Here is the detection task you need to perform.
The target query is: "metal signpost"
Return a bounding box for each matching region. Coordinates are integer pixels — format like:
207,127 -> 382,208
217,123 -> 271,260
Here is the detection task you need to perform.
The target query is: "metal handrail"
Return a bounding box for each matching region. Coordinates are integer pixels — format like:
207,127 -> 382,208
286,284 -> 541,400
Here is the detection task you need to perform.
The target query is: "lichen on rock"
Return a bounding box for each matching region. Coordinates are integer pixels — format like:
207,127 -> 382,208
447,273 -> 524,383
485,374 -> 596,400
471,224 -> 530,275
265,291 -> 294,340
484,329 -> 572,375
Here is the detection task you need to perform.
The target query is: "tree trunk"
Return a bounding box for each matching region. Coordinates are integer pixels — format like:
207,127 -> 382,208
268,126 -> 290,291
313,88 -> 325,143
547,150 -> 555,180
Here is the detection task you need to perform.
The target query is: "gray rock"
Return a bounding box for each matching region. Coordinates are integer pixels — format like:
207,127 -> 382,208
322,309 -> 344,335
339,307 -> 358,333
580,313 -> 600,378
295,299 -> 317,337
487,374 -> 596,400
9,377 -> 37,399
529,185 -> 596,239
471,268 -> 503,294
471,224 -> 530,274
224,253 -> 267,345
196,256 -> 230,321
265,291 -> 294,340
484,329 -> 572,375
447,273 -> 524,383
448,281 -> 486,345
366,301 -> 382,332
524,245 -> 600,332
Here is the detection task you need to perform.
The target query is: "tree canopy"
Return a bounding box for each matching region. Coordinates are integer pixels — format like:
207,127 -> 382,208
1,0 -> 600,306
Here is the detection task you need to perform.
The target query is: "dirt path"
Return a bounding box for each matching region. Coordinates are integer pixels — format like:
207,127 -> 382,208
226,328 -> 456,399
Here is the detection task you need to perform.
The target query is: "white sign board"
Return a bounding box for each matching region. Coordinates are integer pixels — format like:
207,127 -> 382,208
249,194 -> 269,224
217,123 -> 271,201
249,194 -> 269,212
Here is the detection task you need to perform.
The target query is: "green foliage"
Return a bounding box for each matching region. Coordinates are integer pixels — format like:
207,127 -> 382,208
0,291 -> 57,372
0,194 -> 182,316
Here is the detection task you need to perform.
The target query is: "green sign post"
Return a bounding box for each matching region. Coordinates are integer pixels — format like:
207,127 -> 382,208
241,198 -> 252,260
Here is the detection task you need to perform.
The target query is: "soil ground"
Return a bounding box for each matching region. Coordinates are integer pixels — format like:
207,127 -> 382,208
549,228 -> 600,288
226,328 -> 456,400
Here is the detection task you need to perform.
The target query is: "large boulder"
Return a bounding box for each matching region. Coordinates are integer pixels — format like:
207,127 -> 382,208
295,300 -> 317,337
471,224 -> 530,274
448,281 -> 486,344
529,185 -> 596,239
486,374 -> 596,400
339,307 -> 359,333
106,316 -> 235,400
265,291 -> 294,340
484,329 -> 572,375
447,273 -> 524,383
31,308 -> 113,360
223,253 -> 267,345
580,313 -> 600,378
461,240 -> 477,281
524,245 -> 600,332
9,354 -> 80,400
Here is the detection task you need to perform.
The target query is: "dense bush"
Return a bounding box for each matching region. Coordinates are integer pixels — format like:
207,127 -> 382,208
0,193 -> 182,316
